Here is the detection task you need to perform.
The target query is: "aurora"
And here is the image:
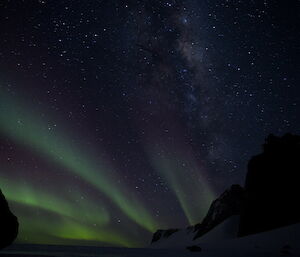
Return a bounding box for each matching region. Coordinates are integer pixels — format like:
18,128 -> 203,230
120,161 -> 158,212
147,145 -> 216,225
1,0 -> 295,249
0,92 -> 158,247
0,93 -> 158,234
0,92 -> 216,246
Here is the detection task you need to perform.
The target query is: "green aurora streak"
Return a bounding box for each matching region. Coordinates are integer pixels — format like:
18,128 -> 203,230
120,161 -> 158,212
0,93 -> 159,245
0,175 -> 138,247
0,175 -> 110,226
146,143 -> 216,225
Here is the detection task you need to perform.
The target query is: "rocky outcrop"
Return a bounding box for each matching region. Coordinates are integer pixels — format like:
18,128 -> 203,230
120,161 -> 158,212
239,133 -> 300,236
193,184 -> 245,239
151,184 -> 245,244
0,189 -> 18,249
151,228 -> 179,243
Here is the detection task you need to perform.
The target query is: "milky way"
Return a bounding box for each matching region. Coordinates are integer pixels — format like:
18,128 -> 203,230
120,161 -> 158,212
0,0 -> 299,247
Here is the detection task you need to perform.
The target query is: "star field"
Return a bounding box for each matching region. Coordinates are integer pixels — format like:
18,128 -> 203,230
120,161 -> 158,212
0,0 -> 299,247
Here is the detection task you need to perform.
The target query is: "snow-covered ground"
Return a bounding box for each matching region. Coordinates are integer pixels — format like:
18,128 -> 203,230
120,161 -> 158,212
1,222 -> 300,256
151,218 -> 300,256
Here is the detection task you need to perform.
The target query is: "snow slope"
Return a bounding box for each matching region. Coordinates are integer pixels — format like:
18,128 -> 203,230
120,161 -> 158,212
152,220 -> 300,256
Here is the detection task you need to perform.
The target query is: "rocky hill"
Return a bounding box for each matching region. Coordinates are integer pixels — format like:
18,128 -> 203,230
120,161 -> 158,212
151,185 -> 244,247
151,133 -> 300,249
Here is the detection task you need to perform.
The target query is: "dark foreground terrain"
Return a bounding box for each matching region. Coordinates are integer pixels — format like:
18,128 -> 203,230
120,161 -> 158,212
1,222 -> 300,257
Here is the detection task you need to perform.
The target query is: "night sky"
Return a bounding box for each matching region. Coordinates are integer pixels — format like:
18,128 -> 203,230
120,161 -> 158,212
0,0 -> 299,247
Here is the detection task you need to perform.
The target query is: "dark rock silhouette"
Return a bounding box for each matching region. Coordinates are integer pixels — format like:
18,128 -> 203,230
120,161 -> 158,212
193,184 -> 245,239
0,189 -> 18,249
151,229 -> 179,243
239,133 -> 300,236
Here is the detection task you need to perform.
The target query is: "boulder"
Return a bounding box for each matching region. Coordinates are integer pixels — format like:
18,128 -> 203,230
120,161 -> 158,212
151,228 -> 179,243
